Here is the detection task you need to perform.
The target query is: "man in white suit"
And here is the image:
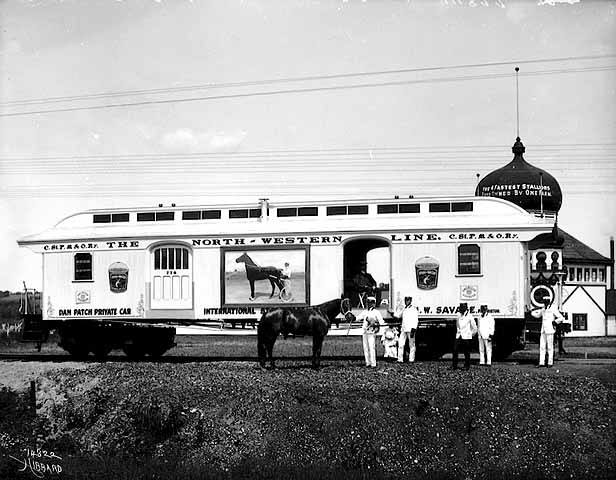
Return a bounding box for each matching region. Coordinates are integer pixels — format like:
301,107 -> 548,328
477,304 -> 495,366
531,297 -> 565,368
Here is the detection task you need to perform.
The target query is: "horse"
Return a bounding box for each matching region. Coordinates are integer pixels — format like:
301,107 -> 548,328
235,252 -> 285,301
257,297 -> 355,370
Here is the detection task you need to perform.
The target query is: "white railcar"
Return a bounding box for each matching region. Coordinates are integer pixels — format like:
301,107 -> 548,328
18,195 -> 554,359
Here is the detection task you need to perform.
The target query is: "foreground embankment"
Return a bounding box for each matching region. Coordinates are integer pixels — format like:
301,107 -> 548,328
1,353 -> 614,480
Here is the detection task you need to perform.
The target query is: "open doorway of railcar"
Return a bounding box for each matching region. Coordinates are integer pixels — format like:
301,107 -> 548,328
343,237 -> 391,309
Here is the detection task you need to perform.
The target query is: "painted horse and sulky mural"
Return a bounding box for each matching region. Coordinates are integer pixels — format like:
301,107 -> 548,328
257,297 -> 355,370
224,248 -> 308,305
235,252 -> 285,300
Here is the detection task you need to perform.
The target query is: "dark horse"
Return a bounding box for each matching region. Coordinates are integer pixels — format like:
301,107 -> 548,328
257,298 -> 355,370
235,252 -> 285,301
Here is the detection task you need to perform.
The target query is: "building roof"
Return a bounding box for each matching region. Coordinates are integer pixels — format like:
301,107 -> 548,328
561,229 -> 613,266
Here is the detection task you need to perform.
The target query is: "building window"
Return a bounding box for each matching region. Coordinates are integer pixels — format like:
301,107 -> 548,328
458,244 -> 481,275
74,253 -> 93,281
591,268 -> 597,282
584,268 -> 590,282
576,268 -> 583,282
599,268 -> 606,283
568,267 -> 575,282
572,313 -> 587,331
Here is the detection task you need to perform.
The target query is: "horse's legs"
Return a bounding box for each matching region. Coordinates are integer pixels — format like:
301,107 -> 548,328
267,338 -> 276,369
249,280 -> 256,300
268,278 -> 276,298
312,334 -> 325,370
257,335 -> 267,369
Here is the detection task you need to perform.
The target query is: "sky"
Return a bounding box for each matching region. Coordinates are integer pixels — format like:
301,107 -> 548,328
1,0 -> 615,291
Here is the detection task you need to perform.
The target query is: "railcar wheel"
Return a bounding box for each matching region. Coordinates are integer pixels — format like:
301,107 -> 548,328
92,345 -> 113,360
147,345 -> 169,359
123,343 -> 146,359
66,344 -> 90,360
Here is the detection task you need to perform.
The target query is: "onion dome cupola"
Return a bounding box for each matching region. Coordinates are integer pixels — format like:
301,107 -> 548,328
475,137 -> 562,215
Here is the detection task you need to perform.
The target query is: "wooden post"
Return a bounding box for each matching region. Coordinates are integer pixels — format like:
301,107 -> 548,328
29,380 -> 36,412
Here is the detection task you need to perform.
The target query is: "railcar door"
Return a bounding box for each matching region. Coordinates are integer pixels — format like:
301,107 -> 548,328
151,245 -> 192,309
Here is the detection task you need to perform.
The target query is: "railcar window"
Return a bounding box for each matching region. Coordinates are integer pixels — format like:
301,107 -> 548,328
249,208 -> 261,218
399,203 -> 420,213
153,247 -> 190,270
451,202 -> 473,212
112,213 -> 130,222
93,214 -> 111,223
458,244 -> 481,275
277,208 -> 297,217
572,313 -> 588,331
137,212 -> 155,222
74,253 -> 93,281
327,206 -> 347,216
298,207 -> 318,216
230,209 -> 248,218
182,211 -> 201,220
377,204 -> 398,214
429,202 -> 451,213
348,205 -> 369,215
156,212 -> 175,221
202,210 -> 222,219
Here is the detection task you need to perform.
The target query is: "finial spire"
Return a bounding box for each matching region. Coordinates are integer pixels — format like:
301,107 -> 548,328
515,67 -> 520,139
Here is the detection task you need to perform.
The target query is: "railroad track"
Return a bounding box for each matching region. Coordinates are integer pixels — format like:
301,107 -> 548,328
0,352 -> 543,365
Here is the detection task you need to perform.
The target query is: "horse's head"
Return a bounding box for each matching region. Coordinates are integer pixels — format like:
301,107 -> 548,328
235,253 -> 249,264
341,297 -> 355,323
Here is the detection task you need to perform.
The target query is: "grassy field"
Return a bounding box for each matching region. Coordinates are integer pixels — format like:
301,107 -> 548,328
1,358 -> 614,480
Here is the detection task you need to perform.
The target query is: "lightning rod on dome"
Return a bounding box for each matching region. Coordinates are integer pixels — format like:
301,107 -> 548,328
515,67 -> 520,139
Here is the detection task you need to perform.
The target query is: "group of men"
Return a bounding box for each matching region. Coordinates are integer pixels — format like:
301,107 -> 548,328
356,294 -> 566,370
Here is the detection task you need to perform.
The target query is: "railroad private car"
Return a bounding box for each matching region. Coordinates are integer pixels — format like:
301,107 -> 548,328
17,195 -> 557,359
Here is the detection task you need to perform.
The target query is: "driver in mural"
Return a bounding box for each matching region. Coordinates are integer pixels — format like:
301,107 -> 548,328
352,260 -> 378,306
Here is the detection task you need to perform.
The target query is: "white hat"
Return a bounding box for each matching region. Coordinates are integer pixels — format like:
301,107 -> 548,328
367,296 -> 376,303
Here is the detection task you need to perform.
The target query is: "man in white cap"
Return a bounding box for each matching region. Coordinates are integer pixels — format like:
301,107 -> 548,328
531,297 -> 565,368
392,296 -> 419,363
452,303 -> 477,371
357,296 -> 382,367
477,304 -> 495,366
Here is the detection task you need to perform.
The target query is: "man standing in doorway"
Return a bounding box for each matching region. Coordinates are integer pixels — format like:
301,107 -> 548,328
353,261 -> 378,306
393,296 -> 419,363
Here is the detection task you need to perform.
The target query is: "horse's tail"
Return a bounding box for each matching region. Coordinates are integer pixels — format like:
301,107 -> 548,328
257,313 -> 268,362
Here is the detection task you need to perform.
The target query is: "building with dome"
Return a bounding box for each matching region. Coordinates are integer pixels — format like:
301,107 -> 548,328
476,136 -> 614,338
